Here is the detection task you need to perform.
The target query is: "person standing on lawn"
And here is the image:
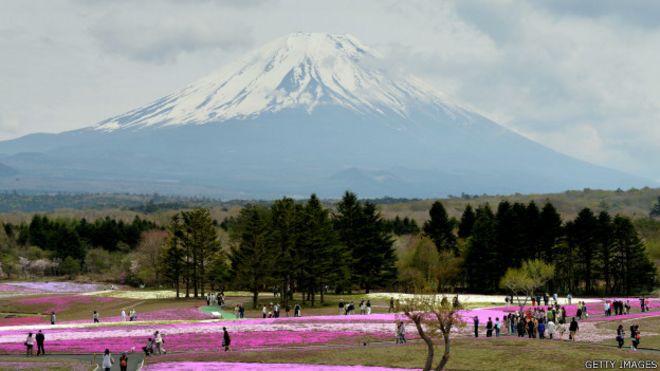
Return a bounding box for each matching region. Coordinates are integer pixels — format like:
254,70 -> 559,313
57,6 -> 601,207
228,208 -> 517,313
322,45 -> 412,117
546,320 -> 556,339
121,309 -> 127,322
50,312 -> 56,325
35,330 -> 45,356
25,332 -> 34,357
154,331 -> 165,355
495,317 -> 501,337
486,317 -> 493,337
102,349 -> 114,371
473,316 -> 479,337
388,297 -> 395,313
569,317 -> 579,341
93,310 -> 100,323
366,300 -> 372,315
222,327 -> 231,351
119,353 -> 128,371
616,324 -> 625,348
538,319 -> 546,339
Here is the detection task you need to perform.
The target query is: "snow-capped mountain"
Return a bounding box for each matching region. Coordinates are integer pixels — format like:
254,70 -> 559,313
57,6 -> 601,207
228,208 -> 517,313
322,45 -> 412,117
0,33 -> 651,198
95,33 -> 463,132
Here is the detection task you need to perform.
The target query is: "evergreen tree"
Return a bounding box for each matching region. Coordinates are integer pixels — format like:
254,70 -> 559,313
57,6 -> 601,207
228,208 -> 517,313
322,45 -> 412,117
458,205 -> 475,239
464,205 -> 497,292
179,208 -> 221,297
423,201 -> 457,255
229,205 -> 274,308
269,197 -> 304,308
650,196 -> 660,217
596,211 -> 615,294
334,192 -> 397,293
538,202 -> 562,262
611,216 -> 657,295
298,194 -> 348,305
567,208 -> 599,294
162,219 -> 184,298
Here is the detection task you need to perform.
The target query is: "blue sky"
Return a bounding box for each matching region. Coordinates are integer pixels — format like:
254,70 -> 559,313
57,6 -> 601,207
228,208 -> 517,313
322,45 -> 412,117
0,0 -> 659,181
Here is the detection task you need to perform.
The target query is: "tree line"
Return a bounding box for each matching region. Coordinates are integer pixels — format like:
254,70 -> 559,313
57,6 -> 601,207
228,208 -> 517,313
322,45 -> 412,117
160,192 -> 397,308
418,200 -> 657,295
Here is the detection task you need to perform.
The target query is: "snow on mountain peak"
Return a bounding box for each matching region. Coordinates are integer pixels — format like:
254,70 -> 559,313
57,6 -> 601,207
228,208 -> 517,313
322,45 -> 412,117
95,32 -> 454,132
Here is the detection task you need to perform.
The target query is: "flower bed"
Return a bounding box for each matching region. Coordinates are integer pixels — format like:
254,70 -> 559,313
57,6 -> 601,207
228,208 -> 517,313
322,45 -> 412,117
143,362 -> 419,371
0,330 -> 389,353
4,282 -> 106,293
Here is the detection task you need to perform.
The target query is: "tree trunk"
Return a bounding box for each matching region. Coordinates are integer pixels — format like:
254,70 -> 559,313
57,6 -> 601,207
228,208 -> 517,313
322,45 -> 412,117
434,333 -> 451,371
412,318 -> 434,371
252,289 -> 258,309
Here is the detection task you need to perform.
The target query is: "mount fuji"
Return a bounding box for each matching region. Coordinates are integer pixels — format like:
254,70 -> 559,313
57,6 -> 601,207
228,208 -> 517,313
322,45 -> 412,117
0,33 -> 650,198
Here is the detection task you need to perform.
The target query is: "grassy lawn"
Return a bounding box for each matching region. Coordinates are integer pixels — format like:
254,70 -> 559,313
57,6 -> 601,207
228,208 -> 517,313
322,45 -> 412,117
595,316 -> 660,332
0,295 -> 206,322
143,337 -> 660,371
0,356 -> 91,371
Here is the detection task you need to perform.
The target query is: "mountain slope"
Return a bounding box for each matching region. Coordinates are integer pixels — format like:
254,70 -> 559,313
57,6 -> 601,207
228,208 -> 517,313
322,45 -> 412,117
0,33 -> 652,198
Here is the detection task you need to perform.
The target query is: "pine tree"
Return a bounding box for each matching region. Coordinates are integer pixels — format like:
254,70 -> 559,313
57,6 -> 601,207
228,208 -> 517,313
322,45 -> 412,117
423,201 -> 457,255
567,208 -> 599,294
611,216 -> 657,295
179,208 -> 221,297
538,202 -> 562,262
650,196 -> 660,217
269,197 -> 303,308
298,194 -> 347,305
596,211 -> 614,294
334,192 -> 397,293
464,204 -> 497,292
229,205 -> 274,308
458,205 -> 475,239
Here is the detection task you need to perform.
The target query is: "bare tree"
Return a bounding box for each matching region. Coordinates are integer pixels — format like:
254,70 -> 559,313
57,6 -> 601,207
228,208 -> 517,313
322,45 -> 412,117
397,294 -> 464,371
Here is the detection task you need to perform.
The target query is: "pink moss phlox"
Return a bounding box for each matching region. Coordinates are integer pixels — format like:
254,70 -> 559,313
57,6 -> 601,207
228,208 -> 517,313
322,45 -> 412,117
143,362 -> 420,371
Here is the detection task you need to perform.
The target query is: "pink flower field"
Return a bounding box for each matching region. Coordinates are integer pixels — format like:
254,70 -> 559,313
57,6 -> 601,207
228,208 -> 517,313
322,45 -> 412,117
143,362 -> 419,371
2,282 -> 106,293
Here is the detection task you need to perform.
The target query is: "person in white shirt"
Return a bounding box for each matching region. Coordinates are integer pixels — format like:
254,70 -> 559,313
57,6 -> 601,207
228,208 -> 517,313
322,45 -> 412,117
102,349 -> 114,371
121,309 -> 127,322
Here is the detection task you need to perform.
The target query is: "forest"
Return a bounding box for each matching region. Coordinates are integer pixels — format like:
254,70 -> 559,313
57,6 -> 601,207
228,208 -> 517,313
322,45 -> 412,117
0,191 -> 658,299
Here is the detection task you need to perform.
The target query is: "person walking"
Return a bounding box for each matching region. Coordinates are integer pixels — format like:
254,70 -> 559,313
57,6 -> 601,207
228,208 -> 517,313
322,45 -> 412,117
262,305 -> 267,318
119,353 -> 128,371
102,349 -> 114,371
154,331 -> 165,355
121,309 -> 127,322
473,316 -> 479,338
35,330 -> 45,356
294,303 -> 301,317
50,312 -> 56,325
398,321 -> 406,344
631,324 -> 640,351
93,310 -> 100,323
222,327 -> 231,351
25,332 -> 34,357
366,300 -> 372,315
569,317 -> 579,341
616,324 -> 625,348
